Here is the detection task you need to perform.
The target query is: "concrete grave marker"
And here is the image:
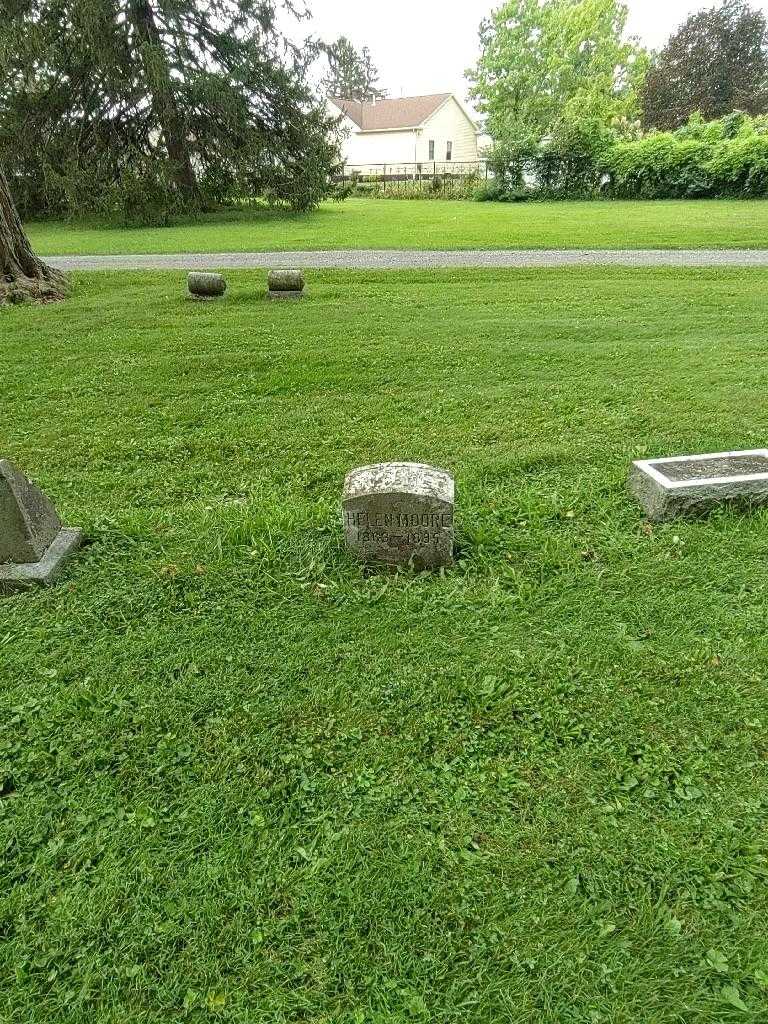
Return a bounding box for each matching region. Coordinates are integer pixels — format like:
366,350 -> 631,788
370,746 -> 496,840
268,269 -> 305,301
0,459 -> 83,593
188,272 -> 226,299
342,462 -> 454,570
629,449 -> 768,521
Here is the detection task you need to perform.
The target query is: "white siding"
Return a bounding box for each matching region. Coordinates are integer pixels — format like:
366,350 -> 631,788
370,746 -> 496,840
341,129 -> 420,170
326,101 -> 360,163
416,98 -> 478,165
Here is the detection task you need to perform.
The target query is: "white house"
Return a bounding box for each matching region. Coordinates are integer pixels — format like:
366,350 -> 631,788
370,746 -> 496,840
327,93 -> 482,174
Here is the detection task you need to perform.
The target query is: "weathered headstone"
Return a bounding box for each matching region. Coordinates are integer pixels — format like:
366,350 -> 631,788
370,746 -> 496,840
629,449 -> 768,521
267,269 -> 305,301
342,462 -> 454,570
0,459 -> 83,593
188,272 -> 226,299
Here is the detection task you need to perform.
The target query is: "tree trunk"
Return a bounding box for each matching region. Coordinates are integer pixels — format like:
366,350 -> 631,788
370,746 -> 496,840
0,164 -> 66,304
131,0 -> 198,200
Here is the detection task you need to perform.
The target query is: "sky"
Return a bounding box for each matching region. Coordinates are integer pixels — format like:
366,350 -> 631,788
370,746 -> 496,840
297,0 -> 768,106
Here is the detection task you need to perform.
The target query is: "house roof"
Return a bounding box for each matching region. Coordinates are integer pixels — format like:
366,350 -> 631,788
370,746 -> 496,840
329,93 -> 453,131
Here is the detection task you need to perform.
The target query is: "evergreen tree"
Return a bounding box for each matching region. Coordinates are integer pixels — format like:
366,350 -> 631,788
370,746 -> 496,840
642,0 -> 768,130
0,162 -> 65,303
0,0 -> 339,222
359,46 -> 386,101
321,36 -> 387,101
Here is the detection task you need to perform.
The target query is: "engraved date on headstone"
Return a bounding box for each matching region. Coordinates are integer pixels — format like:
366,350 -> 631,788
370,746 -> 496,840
342,463 -> 455,570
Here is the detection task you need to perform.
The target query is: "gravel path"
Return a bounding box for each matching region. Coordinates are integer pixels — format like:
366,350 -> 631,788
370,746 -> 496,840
47,249 -> 768,271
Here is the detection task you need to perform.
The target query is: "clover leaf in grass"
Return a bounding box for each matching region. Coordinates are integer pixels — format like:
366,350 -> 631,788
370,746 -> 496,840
720,985 -> 747,1011
706,949 -> 729,973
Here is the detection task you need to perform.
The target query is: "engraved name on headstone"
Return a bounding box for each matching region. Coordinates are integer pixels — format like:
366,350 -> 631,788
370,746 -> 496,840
629,449 -> 768,521
0,459 -> 83,593
342,462 -> 454,570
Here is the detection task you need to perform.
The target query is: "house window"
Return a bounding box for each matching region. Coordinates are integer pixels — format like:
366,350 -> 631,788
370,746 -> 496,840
428,140 -> 435,160
446,141 -> 453,161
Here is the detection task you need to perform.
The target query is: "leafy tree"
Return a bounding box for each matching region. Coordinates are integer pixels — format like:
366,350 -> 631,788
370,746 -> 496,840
468,0 -> 646,153
0,0 -> 339,223
321,36 -> 387,101
0,163 -> 65,303
642,0 -> 768,130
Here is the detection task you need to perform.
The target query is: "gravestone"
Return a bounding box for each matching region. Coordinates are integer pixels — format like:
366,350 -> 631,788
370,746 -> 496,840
0,459 -> 83,593
342,462 -> 454,570
188,272 -> 226,299
267,269 -> 305,301
629,449 -> 768,521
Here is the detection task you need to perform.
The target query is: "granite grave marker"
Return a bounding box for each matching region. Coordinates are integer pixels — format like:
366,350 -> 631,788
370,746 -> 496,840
342,462 -> 454,570
0,459 -> 82,593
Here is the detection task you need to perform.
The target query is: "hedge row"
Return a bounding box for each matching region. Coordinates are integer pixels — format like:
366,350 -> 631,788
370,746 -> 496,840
486,113 -> 768,201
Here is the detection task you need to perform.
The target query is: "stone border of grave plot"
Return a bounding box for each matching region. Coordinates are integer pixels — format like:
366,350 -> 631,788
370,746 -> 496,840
629,449 -> 768,521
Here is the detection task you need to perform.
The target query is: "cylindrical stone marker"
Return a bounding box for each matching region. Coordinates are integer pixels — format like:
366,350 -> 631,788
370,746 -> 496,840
267,269 -> 305,300
188,272 -> 227,299
342,462 -> 455,570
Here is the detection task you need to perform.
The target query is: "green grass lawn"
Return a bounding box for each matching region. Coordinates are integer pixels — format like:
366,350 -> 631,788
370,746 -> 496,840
3,268 -> 768,1022
26,197 -> 768,255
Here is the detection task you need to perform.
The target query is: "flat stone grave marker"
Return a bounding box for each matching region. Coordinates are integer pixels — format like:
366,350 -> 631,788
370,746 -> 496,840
0,459 -> 83,593
629,448 -> 768,521
342,462 -> 454,570
188,272 -> 226,299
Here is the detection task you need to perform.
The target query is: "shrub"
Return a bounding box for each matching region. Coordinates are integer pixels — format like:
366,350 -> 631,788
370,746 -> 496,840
347,174 -> 484,201
706,135 -> 768,196
473,181 -> 492,202
601,135 -> 715,199
485,142 -> 604,200
600,111 -> 768,199
330,182 -> 354,202
474,179 -> 516,202
480,111 -> 768,202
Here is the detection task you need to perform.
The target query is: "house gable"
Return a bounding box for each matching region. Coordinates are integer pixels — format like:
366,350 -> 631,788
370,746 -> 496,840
420,96 -> 478,136
415,96 -> 479,164
328,93 -> 480,169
